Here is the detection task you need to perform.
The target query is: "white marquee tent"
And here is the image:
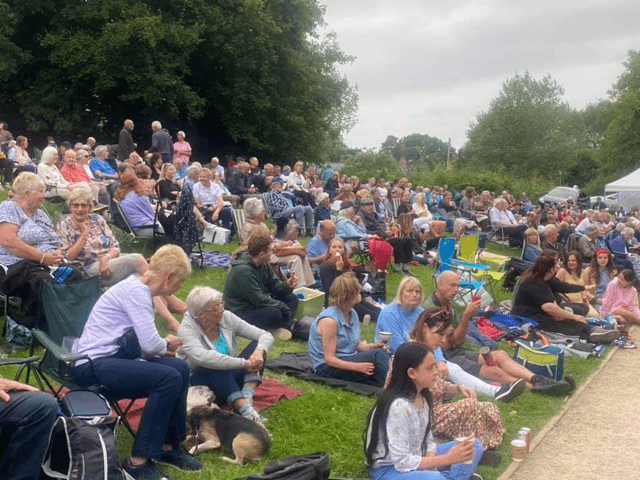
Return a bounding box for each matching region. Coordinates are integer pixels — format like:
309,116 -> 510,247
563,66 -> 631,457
605,167 -> 640,211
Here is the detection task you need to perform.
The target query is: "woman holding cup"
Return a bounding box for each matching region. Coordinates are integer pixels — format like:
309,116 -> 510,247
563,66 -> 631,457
365,342 -> 483,480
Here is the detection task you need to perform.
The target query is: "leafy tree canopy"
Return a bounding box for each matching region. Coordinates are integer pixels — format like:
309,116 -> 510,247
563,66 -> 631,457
464,71 -> 586,181
380,133 -> 452,170
0,0 -> 357,163
341,150 -> 401,181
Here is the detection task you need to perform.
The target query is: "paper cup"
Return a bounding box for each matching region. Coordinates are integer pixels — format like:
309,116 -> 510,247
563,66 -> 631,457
455,437 -> 474,464
511,439 -> 527,462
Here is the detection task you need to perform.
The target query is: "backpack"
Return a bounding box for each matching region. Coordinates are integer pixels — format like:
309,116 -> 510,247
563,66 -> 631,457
513,337 -> 564,381
42,391 -> 125,480
235,451 -> 331,480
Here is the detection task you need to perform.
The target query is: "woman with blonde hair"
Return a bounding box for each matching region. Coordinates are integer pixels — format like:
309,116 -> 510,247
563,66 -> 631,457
523,227 -> 542,262
308,272 -> 389,385
286,161 -> 316,208
71,245 -> 202,479
56,184 -> 147,286
375,276 -> 424,354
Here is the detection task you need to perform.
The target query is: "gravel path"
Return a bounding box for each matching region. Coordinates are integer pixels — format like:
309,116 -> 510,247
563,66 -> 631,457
499,338 -> 640,480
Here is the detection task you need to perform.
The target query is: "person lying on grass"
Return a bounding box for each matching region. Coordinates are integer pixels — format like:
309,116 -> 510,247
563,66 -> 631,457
308,272 -> 390,386
365,342 -> 484,480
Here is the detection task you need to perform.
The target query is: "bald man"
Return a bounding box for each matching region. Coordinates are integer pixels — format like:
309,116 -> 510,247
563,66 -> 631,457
423,270 -> 573,396
117,119 -> 135,162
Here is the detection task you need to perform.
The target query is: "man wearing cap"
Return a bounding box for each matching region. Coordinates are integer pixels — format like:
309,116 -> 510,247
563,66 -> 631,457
263,178 -> 313,236
359,196 -> 386,234
335,200 -> 368,240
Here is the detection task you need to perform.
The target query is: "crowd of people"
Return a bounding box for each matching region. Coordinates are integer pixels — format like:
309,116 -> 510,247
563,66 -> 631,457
0,118 -> 638,480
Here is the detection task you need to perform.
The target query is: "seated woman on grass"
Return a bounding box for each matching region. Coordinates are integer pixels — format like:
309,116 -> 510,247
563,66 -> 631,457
375,276 -> 424,354
318,236 -> 381,322
365,342 -> 483,480
308,272 -> 389,386
583,249 -> 617,311
178,286 -> 273,426
600,269 -> 640,326
410,308 -> 505,453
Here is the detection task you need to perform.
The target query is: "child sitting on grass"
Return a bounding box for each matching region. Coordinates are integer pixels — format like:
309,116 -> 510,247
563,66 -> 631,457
365,342 -> 483,480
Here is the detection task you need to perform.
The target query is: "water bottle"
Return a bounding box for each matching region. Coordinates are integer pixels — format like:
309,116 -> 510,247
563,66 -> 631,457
605,313 -> 614,324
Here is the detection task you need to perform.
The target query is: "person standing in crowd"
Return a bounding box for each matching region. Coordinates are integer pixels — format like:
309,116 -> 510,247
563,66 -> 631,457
117,119 -> 135,162
148,121 -> 174,164
173,131 -> 191,178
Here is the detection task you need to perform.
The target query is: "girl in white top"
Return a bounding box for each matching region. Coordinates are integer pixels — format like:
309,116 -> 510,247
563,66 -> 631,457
365,343 -> 483,480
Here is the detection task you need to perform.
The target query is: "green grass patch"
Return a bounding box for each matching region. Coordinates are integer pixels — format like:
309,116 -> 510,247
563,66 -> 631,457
0,237 -> 609,480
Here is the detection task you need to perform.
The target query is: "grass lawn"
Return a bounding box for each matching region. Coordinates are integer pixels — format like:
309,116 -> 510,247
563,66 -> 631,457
0,230 -> 608,480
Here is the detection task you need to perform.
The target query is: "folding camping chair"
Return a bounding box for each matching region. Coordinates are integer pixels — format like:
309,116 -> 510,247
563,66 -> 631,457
0,293 -> 40,382
30,276 -> 138,437
434,237 -> 487,304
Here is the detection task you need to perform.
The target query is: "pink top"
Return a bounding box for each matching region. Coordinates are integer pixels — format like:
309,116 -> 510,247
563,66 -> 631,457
600,277 -> 640,317
173,140 -> 191,165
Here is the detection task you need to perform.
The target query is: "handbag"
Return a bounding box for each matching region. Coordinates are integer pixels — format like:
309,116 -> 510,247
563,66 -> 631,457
235,451 -> 330,480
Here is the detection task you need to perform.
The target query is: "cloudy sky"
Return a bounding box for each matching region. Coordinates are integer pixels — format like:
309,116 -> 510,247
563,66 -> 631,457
319,0 -> 640,151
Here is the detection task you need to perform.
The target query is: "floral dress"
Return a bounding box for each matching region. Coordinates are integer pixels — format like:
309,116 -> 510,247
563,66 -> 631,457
386,358 -> 505,450
430,376 -> 505,450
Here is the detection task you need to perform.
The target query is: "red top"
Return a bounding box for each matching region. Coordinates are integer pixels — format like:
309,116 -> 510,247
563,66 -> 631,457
60,164 -> 91,183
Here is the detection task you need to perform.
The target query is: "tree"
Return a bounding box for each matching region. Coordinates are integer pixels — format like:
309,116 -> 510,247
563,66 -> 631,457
464,71 -> 586,181
341,151 -> 401,180
593,50 -> 640,181
379,133 -> 452,171
0,0 -> 357,162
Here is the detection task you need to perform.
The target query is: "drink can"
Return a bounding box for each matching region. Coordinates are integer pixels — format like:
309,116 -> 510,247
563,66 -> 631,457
519,427 -> 531,453
511,439 -> 527,462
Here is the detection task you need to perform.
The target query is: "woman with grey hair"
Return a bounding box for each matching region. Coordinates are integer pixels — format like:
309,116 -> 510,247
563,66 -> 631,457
55,184 -> 147,286
173,130 -> 191,178
239,197 -> 266,242
178,286 -> 273,426
37,146 -> 75,200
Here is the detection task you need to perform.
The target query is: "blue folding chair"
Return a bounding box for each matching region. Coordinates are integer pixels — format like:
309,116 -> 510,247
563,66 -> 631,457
435,237 -> 487,295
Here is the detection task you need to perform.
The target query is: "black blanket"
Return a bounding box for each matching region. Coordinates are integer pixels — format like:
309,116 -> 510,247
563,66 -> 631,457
265,352 -> 382,396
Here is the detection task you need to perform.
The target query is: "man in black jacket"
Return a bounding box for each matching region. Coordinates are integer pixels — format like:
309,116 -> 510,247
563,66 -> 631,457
117,119 -> 135,162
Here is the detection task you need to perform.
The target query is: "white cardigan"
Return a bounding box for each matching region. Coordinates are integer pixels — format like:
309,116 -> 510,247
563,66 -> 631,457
177,310 -> 273,371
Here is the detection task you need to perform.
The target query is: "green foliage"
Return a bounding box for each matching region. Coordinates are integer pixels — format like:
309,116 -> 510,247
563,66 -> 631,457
465,71 -> 587,183
341,150 -> 402,180
0,0 -> 357,162
411,164 -> 554,200
380,133 -> 453,171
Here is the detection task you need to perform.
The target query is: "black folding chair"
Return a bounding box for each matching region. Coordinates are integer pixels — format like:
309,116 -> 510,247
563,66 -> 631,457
30,276 -> 138,437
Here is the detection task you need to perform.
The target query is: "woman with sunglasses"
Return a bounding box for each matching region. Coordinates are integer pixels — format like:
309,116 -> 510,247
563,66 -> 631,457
408,307 -> 505,452
178,286 -> 273,426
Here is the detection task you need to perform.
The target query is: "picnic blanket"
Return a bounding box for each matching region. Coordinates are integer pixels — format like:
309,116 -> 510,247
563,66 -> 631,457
265,352 -> 383,396
189,250 -> 232,269
116,378 -> 305,432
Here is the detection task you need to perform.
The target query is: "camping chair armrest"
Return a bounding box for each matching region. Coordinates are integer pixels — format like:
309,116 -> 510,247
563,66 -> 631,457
31,329 -> 89,364
0,355 -> 40,366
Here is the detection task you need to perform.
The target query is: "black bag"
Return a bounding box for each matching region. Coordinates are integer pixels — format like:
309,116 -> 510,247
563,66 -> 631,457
357,269 -> 386,303
115,327 -> 142,359
42,391 -> 125,480
291,316 -> 314,341
235,452 -> 330,480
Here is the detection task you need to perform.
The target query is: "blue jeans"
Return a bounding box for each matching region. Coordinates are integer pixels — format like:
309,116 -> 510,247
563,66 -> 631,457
314,348 -> 390,387
0,391 -> 58,480
370,439 -> 483,480
190,342 -> 263,406
72,356 -> 189,460
235,293 -> 298,330
276,205 -> 313,232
